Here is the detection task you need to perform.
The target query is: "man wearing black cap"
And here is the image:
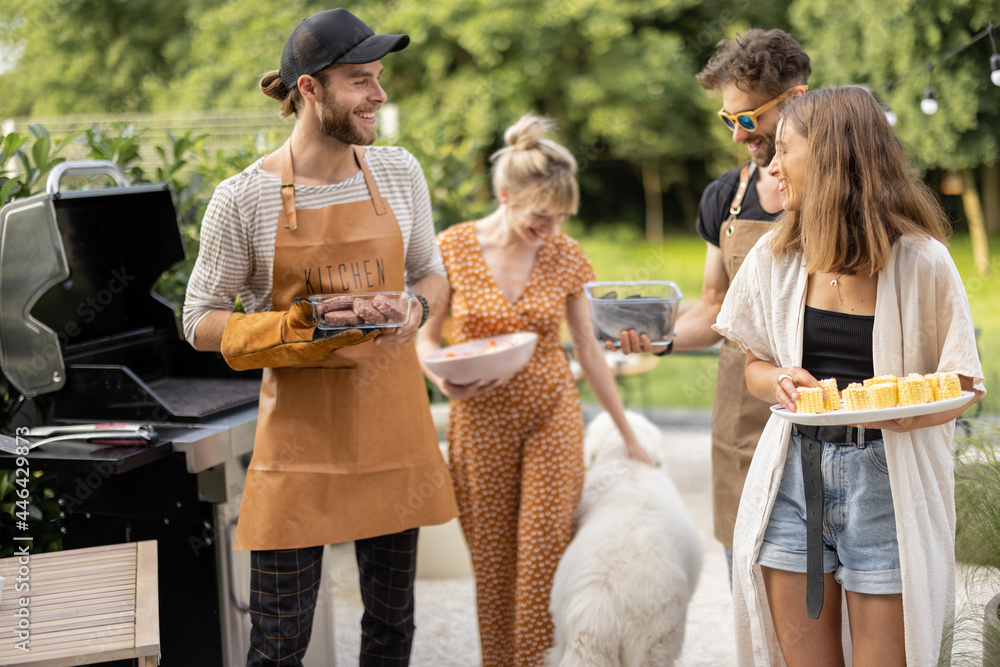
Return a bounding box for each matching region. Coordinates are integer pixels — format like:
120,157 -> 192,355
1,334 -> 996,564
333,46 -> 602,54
182,8 -> 457,666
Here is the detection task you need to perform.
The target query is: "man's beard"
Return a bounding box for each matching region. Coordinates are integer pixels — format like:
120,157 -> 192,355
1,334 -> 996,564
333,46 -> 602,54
318,90 -> 377,146
750,133 -> 776,169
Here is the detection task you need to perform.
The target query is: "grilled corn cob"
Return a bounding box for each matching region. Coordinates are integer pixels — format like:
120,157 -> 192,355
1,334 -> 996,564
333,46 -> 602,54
819,378 -> 841,412
795,386 -> 826,414
898,376 -> 931,406
868,381 -> 898,408
938,372 -> 962,400
864,374 -> 898,388
923,373 -> 942,401
842,383 -> 870,411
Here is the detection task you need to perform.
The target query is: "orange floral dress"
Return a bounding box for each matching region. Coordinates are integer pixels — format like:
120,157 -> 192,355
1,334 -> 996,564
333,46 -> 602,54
437,221 -> 595,667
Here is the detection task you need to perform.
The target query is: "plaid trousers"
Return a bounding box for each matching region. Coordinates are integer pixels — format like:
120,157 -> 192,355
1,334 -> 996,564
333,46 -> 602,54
247,528 -> 419,666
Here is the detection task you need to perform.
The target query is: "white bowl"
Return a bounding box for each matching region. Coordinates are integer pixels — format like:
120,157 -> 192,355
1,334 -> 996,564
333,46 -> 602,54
422,332 -> 538,385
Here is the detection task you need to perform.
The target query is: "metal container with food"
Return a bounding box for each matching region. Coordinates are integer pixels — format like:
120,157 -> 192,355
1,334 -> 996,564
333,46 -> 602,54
584,281 -> 684,347
310,291 -> 412,331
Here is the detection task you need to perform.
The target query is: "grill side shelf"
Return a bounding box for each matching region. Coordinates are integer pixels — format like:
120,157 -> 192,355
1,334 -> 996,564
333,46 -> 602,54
54,365 -> 260,422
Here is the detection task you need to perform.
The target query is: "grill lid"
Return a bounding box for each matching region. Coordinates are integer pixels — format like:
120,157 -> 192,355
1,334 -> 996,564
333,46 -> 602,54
0,160 -> 260,421
0,192 -> 70,396
0,160 -> 185,397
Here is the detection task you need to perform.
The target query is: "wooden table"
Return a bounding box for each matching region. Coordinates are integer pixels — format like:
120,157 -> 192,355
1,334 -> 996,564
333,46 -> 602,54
0,541 -> 159,666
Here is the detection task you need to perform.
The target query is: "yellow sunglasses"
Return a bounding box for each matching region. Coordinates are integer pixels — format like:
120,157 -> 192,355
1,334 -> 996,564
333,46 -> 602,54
717,85 -> 808,132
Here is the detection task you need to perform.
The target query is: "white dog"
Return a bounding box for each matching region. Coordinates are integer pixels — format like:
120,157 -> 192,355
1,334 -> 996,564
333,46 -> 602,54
548,411 -> 703,667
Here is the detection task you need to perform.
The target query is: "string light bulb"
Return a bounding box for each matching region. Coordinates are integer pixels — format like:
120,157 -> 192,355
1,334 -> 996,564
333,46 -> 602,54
880,100 -> 898,126
862,23 -> 999,116
989,24 -> 1000,86
921,87 -> 938,114
921,64 -> 938,115
877,84 -> 898,126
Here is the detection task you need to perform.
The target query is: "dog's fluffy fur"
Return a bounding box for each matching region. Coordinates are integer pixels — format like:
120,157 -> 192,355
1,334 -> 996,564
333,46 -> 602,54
548,411 -> 703,666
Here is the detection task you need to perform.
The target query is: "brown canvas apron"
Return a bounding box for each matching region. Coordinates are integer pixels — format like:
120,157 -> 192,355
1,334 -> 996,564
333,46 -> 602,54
234,143 -> 457,551
712,162 -> 776,547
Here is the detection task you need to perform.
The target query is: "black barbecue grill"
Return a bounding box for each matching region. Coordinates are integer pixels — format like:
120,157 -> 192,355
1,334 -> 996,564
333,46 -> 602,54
0,161 -> 275,666
1,160 -> 261,420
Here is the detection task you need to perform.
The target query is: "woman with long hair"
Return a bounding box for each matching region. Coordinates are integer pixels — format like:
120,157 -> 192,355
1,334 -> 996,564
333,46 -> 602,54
714,86 -> 985,665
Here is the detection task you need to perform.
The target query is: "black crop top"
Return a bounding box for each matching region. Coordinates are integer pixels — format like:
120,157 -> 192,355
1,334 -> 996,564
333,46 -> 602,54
801,306 -> 875,390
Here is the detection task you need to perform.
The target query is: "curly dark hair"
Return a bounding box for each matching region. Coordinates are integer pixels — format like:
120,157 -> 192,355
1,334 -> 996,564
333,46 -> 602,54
696,28 -> 811,98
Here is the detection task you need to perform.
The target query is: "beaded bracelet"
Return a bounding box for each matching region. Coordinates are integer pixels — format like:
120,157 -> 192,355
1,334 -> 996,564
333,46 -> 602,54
413,293 -> 430,328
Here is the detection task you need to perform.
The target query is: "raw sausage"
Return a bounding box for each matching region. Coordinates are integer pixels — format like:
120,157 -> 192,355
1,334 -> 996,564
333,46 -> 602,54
324,310 -> 363,327
372,295 -> 408,323
353,298 -> 388,325
314,294 -> 354,317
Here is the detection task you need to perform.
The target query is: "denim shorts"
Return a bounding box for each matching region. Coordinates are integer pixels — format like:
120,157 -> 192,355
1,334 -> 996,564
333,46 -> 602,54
757,432 -> 902,594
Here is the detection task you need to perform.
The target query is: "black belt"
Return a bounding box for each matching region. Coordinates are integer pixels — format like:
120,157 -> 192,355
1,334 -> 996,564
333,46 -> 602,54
792,423 -> 883,619
793,424 -> 882,444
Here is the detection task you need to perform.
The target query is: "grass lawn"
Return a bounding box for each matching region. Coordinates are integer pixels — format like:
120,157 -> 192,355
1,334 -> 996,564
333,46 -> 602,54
572,225 -> 1000,414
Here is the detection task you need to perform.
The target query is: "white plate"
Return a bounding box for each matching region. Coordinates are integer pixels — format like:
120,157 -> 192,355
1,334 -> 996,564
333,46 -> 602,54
770,391 -> 976,426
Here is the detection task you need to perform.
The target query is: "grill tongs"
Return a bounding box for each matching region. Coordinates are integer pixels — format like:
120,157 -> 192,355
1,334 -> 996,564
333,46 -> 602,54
0,423 -> 156,454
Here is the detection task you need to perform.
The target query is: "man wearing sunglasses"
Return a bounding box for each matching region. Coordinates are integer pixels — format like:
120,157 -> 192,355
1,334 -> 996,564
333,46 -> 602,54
618,28 -> 810,578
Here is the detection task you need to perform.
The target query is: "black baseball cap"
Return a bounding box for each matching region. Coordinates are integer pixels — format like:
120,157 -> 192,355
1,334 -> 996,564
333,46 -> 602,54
279,8 -> 409,91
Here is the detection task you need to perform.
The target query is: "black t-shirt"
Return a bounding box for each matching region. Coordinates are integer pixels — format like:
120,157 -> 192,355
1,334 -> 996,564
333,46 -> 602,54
695,164 -> 780,247
801,305 -> 876,389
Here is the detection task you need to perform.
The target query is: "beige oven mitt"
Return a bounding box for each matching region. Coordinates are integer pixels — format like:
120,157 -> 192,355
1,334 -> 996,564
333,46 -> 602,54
221,298 -> 383,371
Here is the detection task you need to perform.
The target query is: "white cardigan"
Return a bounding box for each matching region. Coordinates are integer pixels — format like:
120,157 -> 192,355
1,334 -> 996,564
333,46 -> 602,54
714,233 -> 986,666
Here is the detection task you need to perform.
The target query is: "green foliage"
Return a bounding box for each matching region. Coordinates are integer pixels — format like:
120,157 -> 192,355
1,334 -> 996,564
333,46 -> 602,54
149,0 -> 333,112
0,467 -> 62,557
399,115 -> 493,231
0,0 -> 808,229
955,420 -> 1000,570
2,0 -> 997,206
381,0 -> 731,205
0,125 -> 81,202
78,124 -> 146,183
789,0 -> 1000,170
948,233 -> 1000,414
0,0 -> 192,116
949,419 -> 1000,667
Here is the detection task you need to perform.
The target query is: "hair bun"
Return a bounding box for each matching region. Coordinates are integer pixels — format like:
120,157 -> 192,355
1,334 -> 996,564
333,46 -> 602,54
259,70 -> 289,102
490,113 -> 579,216
504,114 -> 552,152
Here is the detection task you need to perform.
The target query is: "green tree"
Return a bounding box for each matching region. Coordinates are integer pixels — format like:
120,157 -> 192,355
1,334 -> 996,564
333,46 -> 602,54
148,0 -> 335,111
378,0 -> 794,234
163,0 -> 796,232
788,0 -> 1000,272
2,0 -> 804,233
789,0 -> 1000,171
0,0 -> 195,117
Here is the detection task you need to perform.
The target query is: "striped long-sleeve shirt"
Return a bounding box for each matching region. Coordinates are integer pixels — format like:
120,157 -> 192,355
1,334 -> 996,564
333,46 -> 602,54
181,145 -> 444,346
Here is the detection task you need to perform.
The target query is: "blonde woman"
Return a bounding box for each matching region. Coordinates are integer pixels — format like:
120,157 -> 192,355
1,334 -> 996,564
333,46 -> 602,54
714,86 -> 985,665
417,114 -> 649,666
